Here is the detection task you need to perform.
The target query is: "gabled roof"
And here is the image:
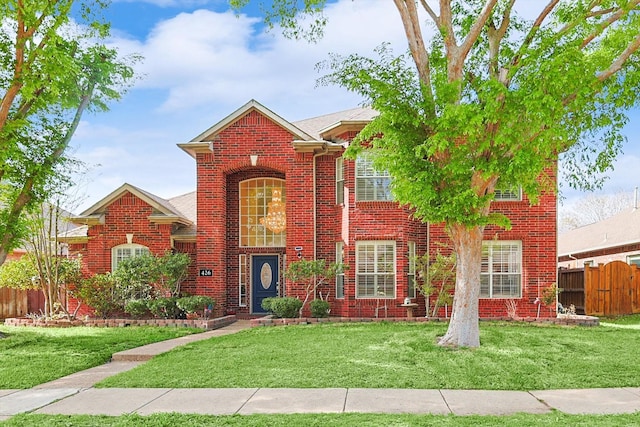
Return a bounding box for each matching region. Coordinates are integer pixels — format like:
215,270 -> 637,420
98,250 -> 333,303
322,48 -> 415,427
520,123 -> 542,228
558,206 -> 640,257
179,99 -> 316,158
72,183 -> 193,227
293,105 -> 378,140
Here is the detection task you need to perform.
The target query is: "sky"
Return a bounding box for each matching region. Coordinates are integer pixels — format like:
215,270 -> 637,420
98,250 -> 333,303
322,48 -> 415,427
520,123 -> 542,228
68,0 -> 640,213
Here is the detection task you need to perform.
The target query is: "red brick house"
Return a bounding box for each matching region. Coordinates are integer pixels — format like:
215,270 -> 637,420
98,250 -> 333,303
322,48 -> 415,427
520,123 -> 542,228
65,100 -> 557,319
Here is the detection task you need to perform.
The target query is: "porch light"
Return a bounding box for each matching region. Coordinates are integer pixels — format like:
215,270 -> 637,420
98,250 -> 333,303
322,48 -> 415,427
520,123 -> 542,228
260,189 -> 286,233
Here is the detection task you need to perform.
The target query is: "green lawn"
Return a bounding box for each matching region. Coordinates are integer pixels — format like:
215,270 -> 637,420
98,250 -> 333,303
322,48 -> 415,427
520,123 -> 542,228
97,321 -> 640,390
0,325 -> 200,388
4,411 -> 640,426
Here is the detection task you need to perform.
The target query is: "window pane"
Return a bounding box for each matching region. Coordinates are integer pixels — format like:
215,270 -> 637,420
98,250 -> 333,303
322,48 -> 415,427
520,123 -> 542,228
480,241 -> 522,299
356,241 -> 396,299
355,155 -> 392,201
239,178 -> 286,247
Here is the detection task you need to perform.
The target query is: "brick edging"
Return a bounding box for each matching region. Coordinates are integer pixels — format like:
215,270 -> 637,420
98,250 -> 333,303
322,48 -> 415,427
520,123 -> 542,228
3,314 -> 237,330
249,315 -> 599,327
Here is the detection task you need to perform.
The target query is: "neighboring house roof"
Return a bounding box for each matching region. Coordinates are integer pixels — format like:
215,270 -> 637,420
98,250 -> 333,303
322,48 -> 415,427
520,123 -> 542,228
558,207 -> 640,258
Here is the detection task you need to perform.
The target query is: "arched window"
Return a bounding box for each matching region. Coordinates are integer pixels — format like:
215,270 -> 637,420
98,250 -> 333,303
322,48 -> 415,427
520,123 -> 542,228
111,243 -> 150,271
239,178 -> 286,247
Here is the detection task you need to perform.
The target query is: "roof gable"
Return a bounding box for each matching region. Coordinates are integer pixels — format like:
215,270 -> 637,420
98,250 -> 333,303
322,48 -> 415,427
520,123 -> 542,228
73,183 -> 192,226
179,100 -> 315,158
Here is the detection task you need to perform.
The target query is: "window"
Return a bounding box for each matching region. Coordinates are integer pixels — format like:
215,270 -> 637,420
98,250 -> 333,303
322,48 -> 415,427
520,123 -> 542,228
355,154 -> 392,201
481,241 -> 522,298
336,157 -> 344,205
628,255 -> 640,267
336,241 -> 345,298
239,255 -> 247,306
240,178 -> 286,247
356,241 -> 396,298
494,181 -> 522,201
407,241 -> 416,298
111,244 -> 150,271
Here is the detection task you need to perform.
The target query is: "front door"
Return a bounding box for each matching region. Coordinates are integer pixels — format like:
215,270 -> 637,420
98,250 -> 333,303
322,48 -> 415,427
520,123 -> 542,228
252,255 -> 279,314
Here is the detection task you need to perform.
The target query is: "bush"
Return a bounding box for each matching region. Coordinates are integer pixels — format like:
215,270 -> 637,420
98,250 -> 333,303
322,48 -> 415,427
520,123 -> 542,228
176,295 -> 215,315
124,299 -> 150,318
74,273 -> 121,318
310,299 -> 330,318
148,297 -> 182,319
261,297 -> 302,318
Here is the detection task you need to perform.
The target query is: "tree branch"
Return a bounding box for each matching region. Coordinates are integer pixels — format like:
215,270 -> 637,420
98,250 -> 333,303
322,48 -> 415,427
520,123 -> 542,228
597,32 -> 640,82
581,0 -> 640,49
458,0 -> 500,66
419,0 -> 439,24
510,0 -> 560,73
394,0 -> 436,115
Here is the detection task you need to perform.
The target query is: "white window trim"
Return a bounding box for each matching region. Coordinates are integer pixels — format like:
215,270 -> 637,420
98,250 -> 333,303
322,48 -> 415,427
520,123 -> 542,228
111,243 -> 150,271
481,240 -> 522,299
355,241 -> 396,299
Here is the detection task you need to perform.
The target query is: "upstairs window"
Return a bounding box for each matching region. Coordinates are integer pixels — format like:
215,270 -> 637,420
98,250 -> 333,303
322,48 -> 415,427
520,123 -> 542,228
494,180 -> 522,201
240,178 -> 286,247
355,155 -> 392,202
112,244 -> 150,271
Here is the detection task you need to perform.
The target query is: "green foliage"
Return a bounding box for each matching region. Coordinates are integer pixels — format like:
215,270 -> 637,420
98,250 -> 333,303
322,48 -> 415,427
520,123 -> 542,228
0,0 -> 139,263
416,249 -> 456,317
147,297 -> 182,319
0,256 -> 38,289
123,299 -> 150,319
285,259 -> 344,317
113,252 -> 191,298
176,295 -> 215,315
72,273 -> 120,319
309,299 -> 330,318
261,297 -> 303,318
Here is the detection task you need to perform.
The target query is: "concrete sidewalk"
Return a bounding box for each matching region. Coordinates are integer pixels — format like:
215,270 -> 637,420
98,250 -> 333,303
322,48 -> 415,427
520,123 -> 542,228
3,387 -> 640,419
2,320 -> 640,420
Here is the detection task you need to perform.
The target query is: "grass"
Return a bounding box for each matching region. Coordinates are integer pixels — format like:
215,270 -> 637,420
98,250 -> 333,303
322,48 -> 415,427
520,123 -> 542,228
0,325 -> 200,388
97,321 -> 640,390
4,411 -> 640,426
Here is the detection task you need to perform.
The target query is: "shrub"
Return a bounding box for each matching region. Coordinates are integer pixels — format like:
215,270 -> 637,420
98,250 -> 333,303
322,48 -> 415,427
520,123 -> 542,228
74,273 -> 121,318
261,297 -> 302,318
310,299 -> 330,318
176,295 -> 215,316
148,297 -> 182,319
124,299 -> 150,318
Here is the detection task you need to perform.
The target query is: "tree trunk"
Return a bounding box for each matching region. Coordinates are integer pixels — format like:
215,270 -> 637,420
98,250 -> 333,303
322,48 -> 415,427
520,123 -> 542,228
438,223 -> 484,348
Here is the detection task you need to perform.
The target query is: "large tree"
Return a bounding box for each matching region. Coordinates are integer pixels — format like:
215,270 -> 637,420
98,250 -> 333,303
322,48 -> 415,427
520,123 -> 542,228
236,0 -> 640,347
0,0 -> 137,265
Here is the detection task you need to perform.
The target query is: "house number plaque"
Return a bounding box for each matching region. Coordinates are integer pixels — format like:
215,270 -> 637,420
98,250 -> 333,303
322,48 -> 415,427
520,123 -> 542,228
199,269 -> 213,277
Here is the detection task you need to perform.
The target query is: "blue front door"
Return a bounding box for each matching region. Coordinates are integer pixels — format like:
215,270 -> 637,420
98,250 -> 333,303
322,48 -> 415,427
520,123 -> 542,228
252,255 -> 279,314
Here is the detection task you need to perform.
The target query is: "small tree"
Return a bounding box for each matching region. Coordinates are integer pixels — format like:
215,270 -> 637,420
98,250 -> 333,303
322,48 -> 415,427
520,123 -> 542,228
416,249 -> 456,318
285,259 -> 343,318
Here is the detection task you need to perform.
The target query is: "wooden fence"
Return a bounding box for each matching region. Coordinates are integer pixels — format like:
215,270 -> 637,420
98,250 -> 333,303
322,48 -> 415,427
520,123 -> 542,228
0,288 -> 45,319
558,261 -> 640,317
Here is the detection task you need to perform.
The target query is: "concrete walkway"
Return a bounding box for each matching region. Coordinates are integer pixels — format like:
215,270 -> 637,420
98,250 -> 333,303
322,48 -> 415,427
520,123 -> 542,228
2,320 -> 640,420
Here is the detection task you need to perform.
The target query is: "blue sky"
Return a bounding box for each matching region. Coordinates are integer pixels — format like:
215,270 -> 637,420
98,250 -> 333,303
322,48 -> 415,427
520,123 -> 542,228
68,0 -> 640,213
